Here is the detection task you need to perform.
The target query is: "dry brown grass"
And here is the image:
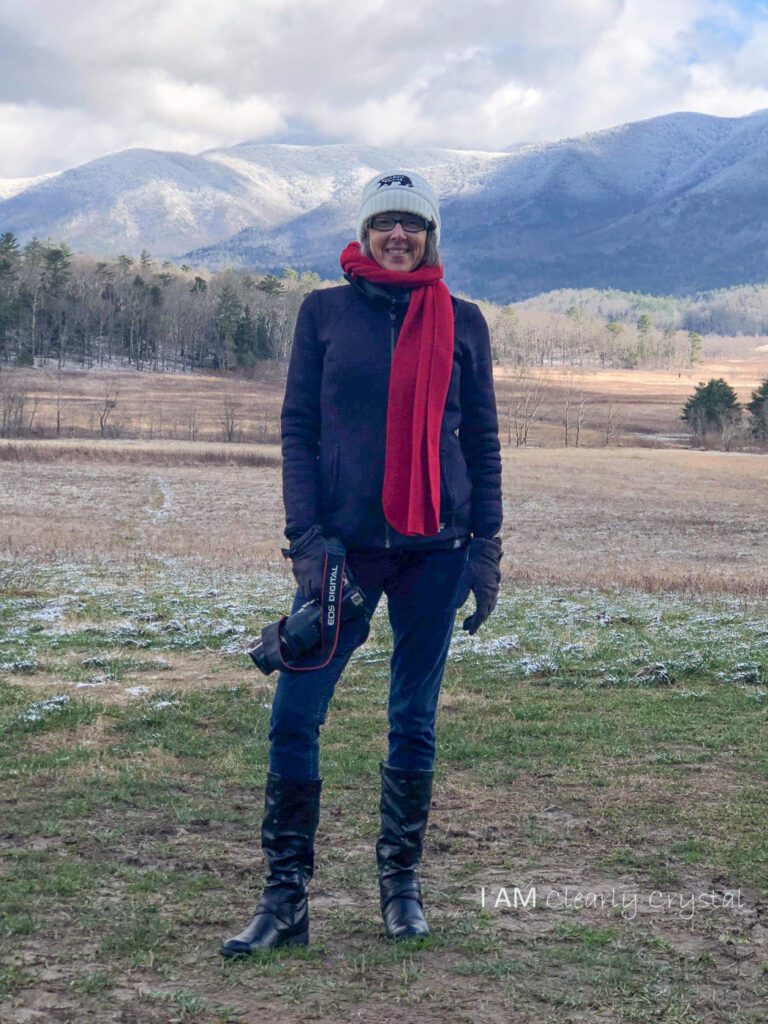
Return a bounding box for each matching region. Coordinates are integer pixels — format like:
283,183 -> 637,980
2,441 -> 766,596
4,354 -> 768,449
4,365 -> 286,443
3,358 -> 767,595
0,455 -> 284,566
501,446 -> 768,595
0,438 -> 280,467
493,354 -> 768,445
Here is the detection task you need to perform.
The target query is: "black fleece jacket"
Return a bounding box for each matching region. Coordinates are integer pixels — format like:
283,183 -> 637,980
280,280 -> 502,551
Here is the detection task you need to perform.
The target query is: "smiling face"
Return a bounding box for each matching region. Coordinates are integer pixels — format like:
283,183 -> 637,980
367,211 -> 428,272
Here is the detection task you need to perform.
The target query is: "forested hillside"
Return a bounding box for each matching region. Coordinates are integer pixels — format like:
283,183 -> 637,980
1,232 -> 767,376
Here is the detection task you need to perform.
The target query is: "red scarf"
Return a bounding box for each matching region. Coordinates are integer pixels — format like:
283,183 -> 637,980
340,241 -> 454,537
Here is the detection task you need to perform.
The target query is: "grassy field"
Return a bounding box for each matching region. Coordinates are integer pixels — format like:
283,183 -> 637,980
1,441 -> 766,594
3,366 -> 286,445
1,390 -> 767,1022
4,352 -> 768,448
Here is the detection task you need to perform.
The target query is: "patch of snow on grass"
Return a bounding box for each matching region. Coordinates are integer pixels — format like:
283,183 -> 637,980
22,695 -> 70,721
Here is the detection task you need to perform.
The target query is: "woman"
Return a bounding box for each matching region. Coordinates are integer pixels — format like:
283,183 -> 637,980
221,170 -> 503,956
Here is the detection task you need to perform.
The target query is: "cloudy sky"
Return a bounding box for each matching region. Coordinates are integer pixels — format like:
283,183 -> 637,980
0,0 -> 766,179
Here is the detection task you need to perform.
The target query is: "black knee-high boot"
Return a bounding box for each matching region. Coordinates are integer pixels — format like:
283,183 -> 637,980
376,762 -> 433,940
220,773 -> 322,957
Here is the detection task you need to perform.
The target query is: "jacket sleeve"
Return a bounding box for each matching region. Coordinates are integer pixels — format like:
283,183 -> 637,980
458,302 -> 503,539
281,290 -> 324,543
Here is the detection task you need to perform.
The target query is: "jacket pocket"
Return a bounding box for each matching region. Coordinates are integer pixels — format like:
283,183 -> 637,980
441,437 -> 474,516
320,444 -> 341,514
440,450 -> 455,512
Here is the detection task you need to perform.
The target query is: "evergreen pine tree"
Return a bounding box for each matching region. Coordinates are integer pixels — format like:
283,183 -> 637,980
216,285 -> 243,370
234,305 -> 259,368
257,274 -> 284,295
681,378 -> 741,441
636,313 -> 653,362
687,331 -> 703,366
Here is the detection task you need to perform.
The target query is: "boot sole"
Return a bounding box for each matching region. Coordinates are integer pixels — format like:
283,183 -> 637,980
386,929 -> 430,942
219,929 -> 309,958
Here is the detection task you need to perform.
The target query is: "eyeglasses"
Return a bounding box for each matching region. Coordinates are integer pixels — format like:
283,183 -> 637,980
368,214 -> 431,234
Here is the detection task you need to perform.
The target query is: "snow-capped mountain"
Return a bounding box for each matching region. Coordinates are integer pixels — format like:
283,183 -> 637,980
443,109 -> 768,299
0,142 -> 504,262
0,171 -> 60,201
1,110 -> 766,300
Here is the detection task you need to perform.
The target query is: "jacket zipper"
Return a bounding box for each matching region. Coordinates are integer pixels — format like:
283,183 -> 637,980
385,306 -> 396,549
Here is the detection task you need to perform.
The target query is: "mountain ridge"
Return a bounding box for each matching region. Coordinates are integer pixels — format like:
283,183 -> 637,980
1,109 -> 766,301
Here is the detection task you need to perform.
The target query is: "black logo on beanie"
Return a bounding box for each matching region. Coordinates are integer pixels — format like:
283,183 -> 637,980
377,174 -> 414,189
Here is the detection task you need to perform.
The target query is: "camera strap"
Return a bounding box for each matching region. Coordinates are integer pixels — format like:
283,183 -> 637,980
261,538 -> 347,673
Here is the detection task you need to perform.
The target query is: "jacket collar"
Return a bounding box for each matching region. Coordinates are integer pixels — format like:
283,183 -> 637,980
344,273 -> 411,310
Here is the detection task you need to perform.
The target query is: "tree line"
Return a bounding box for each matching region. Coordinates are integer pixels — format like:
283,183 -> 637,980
4,231 -> 762,376
0,233 -> 321,372
515,283 -> 768,337
486,304 -> 706,370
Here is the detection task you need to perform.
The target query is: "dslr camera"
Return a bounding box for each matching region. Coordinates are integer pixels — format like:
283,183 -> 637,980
247,564 -> 368,675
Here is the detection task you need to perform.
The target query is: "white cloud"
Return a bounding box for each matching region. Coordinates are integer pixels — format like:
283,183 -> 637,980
144,74 -> 284,139
682,63 -> 768,116
480,83 -> 545,133
0,103 -> 123,175
0,0 -> 766,176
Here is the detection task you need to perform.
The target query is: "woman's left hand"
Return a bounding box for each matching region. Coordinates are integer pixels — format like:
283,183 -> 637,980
454,537 -> 502,635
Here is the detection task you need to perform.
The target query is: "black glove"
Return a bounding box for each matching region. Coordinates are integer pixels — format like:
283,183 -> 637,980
454,536 -> 502,635
281,524 -> 327,601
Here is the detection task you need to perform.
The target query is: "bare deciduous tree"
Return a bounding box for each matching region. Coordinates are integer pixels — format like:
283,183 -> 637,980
720,411 -> 742,452
220,393 -> 240,443
0,382 -> 26,437
0,371 -> 38,438
558,369 -> 589,447
99,383 -> 120,439
55,365 -> 63,438
574,388 -> 589,448
603,402 -> 623,446
184,403 -> 199,442
508,366 -> 547,446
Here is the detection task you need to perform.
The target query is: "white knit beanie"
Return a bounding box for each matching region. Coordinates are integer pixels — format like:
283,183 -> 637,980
357,170 -> 441,245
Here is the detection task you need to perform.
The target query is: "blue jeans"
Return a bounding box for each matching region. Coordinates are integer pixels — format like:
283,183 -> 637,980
268,544 -> 468,781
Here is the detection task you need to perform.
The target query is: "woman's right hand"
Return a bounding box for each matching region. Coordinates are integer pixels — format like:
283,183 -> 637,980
282,524 -> 328,601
